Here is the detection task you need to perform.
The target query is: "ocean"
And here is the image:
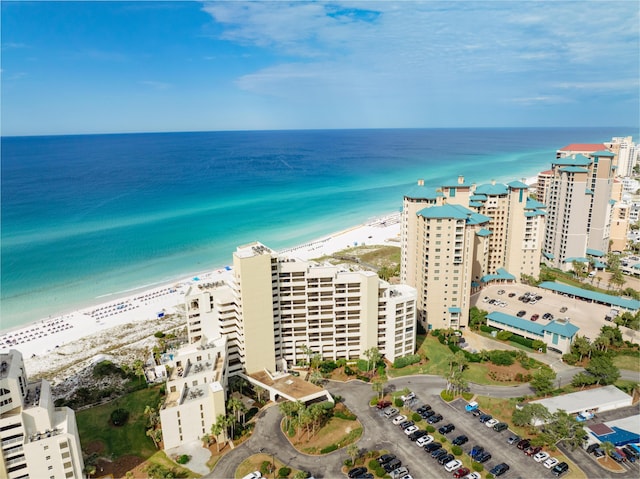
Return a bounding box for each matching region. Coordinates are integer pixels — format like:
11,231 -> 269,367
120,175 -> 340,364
1,127 -> 635,330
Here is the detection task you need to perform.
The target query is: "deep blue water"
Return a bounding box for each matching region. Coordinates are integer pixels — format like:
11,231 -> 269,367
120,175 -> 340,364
1,127 -> 635,329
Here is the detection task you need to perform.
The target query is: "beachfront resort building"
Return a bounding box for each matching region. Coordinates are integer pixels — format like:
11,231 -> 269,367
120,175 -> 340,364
401,176 -> 546,330
158,336 -> 228,450
185,242 -> 417,374
605,136 -> 638,178
0,350 -> 84,479
541,146 -> 616,270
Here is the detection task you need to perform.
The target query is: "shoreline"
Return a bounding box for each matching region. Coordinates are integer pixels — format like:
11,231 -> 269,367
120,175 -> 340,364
2,212 -> 403,381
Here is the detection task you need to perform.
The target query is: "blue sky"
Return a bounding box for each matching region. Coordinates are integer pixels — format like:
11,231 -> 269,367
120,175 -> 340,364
2,1 -> 638,136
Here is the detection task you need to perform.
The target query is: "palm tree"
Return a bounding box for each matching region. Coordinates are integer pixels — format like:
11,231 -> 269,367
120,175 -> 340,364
371,379 -> 385,400
211,419 -> 225,452
602,441 -> 615,457
347,443 -> 359,466
254,385 -> 267,403
309,370 -> 324,385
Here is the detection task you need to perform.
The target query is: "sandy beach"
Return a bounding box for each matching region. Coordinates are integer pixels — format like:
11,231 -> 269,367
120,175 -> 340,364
1,213 -> 402,385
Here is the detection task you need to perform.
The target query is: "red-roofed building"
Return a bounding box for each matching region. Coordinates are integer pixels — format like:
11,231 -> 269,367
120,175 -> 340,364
556,143 -> 607,159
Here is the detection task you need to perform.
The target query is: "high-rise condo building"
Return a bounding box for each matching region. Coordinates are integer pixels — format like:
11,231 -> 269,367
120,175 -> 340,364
542,148 -> 616,270
185,243 -> 417,375
402,176 -> 545,330
0,350 -> 85,479
606,136 -> 638,178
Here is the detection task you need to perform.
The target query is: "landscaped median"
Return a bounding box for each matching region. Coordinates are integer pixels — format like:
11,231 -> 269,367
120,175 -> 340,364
235,453 -> 310,479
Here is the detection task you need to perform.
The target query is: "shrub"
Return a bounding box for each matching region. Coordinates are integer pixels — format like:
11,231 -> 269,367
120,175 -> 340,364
451,445 -> 462,456
344,459 -> 353,467
532,340 -> 547,352
336,358 -> 347,368
486,474 -> 494,479
562,353 -> 579,365
320,444 -> 338,454
110,408 -> 129,426
461,391 -> 473,401
480,325 -> 497,334
319,360 -> 338,373
394,398 -> 404,408
412,412 -> 422,422
448,343 -> 461,353
496,330 -> 512,341
278,467 -> 291,478
176,454 -> 190,464
344,365 -> 356,376
261,461 -> 275,475
426,425 -> 435,433
440,390 -> 454,401
510,335 -> 534,349
393,354 -> 421,369
334,410 -> 356,421
489,350 -> 514,366
154,331 -> 166,338
471,462 -> 484,472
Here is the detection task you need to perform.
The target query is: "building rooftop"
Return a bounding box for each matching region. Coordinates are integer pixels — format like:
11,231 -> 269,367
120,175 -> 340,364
507,180 -> 529,189
475,183 -> 509,196
235,242 -> 273,258
530,385 -> 631,415
553,154 -> 592,167
559,166 -> 589,173
538,281 -> 640,311
404,184 -> 443,200
544,319 -> 580,338
417,203 -> 474,220
476,228 -> 492,237
526,197 -> 546,209
591,150 -> 615,157
480,267 -> 516,283
558,143 -> 606,152
486,311 -> 545,336
249,370 -> 325,401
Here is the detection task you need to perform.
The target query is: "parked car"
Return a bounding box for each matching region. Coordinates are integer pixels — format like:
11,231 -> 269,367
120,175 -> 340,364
507,434 -> 520,444
463,473 -> 481,479
438,453 -> 455,466
542,313 -> 553,320
560,306 -> 568,313
610,450 -> 626,463
489,463 -> 509,477
623,445 -> 639,460
517,439 -> 530,450
401,392 -> 416,402
383,459 -> 402,473
452,435 -> 468,446
485,418 -> 499,428
416,434 -> 434,447
376,400 -> 392,409
428,414 -> 443,424
348,467 -> 368,478
517,310 -> 526,317
377,454 -> 396,465
417,404 -> 432,413
241,471 -> 262,479
530,314 -> 539,321
479,414 -> 492,423
431,448 -> 447,459
390,467 -> 408,479
392,414 -> 407,425
453,467 -> 470,478
444,459 -> 463,472
493,422 -> 508,432
465,401 -> 479,412
404,425 -> 419,436
592,448 -> 605,458
438,423 -> 455,434
399,420 -> 414,429
551,462 -> 569,476
384,408 -> 398,418
497,289 -> 505,295
543,457 -> 559,469
409,429 -> 427,441
470,445 -> 484,460
525,446 -> 542,456
471,409 -> 483,417
425,442 -> 443,453
508,292 -> 516,297
476,451 -> 492,463
421,409 -> 435,419
534,451 -> 550,462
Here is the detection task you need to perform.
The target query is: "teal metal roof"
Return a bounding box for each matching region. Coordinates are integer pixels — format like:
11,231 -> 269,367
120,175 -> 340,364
609,199 -> 616,205
480,267 -> 515,283
585,189 -> 593,195
586,248 -> 605,257
592,150 -> 615,157
404,184 -> 443,200
634,264 -> 640,270
525,210 -> 546,217
543,251 -> 555,259
538,281 -> 640,311
544,319 -> 580,338
526,198 -> 546,209
475,183 -> 509,196
476,228 -> 492,237
469,201 -> 484,207
486,311 -> 545,336
593,261 -> 606,269
559,166 -> 589,173
470,194 -> 487,200
417,203 -> 471,219
507,180 -> 529,189
554,154 -> 592,167
466,212 -> 492,225
449,307 -> 462,313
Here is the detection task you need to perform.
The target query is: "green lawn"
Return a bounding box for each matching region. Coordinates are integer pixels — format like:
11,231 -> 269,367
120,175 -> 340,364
613,354 -> 640,372
76,386 -> 162,459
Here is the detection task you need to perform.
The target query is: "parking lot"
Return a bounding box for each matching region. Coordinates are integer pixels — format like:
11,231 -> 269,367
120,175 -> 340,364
369,389 -> 576,479
471,283 -> 639,344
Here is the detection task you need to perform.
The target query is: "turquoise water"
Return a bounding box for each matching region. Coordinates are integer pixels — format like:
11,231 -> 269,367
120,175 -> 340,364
1,127 -> 634,329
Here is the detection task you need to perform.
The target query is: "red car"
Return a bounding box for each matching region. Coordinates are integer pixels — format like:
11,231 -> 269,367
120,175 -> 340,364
531,314 -> 539,321
376,400 -> 391,409
453,467 -> 470,478
525,446 -> 542,456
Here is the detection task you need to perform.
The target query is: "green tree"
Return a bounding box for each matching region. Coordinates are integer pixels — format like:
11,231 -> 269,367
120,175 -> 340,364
544,410 -> 587,450
469,306 -> 488,330
363,347 -> 382,372
512,403 -> 550,432
347,443 -> 359,465
371,378 -> 385,400
530,368 -> 557,397
309,370 -> 324,386
601,441 -> 615,457
585,355 -> 620,385
571,336 -> 593,362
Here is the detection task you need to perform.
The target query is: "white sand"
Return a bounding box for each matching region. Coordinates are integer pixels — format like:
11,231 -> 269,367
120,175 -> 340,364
1,213 -> 401,382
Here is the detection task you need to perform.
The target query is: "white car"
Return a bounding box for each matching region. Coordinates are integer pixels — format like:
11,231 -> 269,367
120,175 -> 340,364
482,296 -> 490,302
401,392 -> 416,402
543,457 -> 559,469
241,472 -> 262,479
392,414 -> 407,425
485,418 -> 499,428
404,425 -> 419,435
534,451 -> 550,462
416,434 -> 434,447
444,459 -> 462,472
390,467 -> 408,479
463,474 -> 481,479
